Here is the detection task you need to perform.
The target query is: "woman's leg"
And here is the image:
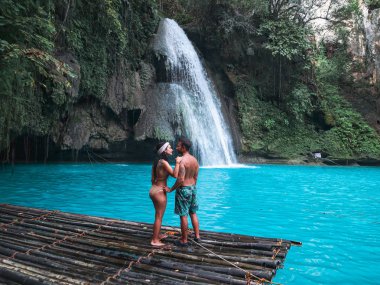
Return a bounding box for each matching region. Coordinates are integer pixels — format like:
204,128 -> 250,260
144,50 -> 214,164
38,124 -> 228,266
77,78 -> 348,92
150,192 -> 167,246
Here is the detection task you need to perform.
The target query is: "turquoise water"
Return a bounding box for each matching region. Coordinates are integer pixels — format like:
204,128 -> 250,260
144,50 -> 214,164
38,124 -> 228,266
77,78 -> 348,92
0,163 -> 379,284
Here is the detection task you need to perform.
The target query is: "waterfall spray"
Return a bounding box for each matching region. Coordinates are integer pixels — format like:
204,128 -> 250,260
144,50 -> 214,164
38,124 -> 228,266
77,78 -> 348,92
153,18 -> 237,166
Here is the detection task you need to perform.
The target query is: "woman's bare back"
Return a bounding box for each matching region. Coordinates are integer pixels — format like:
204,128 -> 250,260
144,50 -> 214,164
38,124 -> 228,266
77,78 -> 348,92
154,160 -> 169,186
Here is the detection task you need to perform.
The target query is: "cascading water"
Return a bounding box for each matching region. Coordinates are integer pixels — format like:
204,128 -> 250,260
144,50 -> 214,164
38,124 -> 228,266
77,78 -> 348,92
153,18 -> 237,166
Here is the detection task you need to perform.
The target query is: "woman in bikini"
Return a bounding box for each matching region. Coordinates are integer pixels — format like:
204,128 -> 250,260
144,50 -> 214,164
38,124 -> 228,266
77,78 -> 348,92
150,142 -> 181,246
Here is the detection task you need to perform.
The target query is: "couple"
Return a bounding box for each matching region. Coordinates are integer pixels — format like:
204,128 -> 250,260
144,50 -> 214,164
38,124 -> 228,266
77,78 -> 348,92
149,137 -> 200,247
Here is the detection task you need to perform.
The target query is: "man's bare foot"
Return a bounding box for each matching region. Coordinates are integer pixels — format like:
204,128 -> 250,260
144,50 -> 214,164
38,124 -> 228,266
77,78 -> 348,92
151,240 -> 165,246
174,239 -> 189,247
159,234 -> 168,240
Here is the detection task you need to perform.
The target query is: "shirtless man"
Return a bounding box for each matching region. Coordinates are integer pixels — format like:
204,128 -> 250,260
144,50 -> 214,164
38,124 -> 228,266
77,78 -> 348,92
165,137 -> 200,246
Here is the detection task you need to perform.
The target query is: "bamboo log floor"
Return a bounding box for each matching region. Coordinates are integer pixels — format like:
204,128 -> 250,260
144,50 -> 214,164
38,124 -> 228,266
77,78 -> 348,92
0,204 -> 301,285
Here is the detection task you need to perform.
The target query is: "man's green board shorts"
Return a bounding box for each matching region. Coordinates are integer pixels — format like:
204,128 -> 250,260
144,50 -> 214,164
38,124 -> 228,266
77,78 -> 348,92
175,185 -> 199,216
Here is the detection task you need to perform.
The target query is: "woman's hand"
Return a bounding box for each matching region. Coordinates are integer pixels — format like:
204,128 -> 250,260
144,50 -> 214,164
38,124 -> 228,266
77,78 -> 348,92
175,156 -> 182,164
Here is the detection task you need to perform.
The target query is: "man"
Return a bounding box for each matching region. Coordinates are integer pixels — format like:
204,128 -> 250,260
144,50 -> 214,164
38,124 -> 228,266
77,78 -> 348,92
165,137 -> 200,246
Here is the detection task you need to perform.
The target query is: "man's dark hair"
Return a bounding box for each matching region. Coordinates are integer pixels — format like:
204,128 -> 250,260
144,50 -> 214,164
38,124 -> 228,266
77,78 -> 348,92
179,136 -> 192,150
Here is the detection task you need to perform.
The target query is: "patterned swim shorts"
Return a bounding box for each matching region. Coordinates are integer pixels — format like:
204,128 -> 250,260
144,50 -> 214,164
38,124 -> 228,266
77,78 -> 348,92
174,185 -> 199,216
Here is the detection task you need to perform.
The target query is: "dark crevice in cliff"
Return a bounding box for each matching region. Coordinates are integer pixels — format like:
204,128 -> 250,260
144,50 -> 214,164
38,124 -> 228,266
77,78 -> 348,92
127,109 -> 142,128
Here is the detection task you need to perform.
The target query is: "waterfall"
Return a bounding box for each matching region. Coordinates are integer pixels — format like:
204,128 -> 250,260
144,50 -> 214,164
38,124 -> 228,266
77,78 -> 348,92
153,18 -> 237,166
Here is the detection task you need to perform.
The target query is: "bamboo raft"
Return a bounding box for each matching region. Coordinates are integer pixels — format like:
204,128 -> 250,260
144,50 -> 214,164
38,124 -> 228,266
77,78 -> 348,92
0,204 -> 301,284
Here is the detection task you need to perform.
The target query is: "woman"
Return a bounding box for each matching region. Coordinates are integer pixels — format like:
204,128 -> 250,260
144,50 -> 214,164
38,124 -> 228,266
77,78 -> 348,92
150,142 -> 181,246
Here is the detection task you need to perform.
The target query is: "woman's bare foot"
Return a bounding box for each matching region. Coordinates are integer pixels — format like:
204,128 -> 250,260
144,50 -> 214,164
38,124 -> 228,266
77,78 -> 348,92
151,240 -> 165,246
159,234 -> 168,240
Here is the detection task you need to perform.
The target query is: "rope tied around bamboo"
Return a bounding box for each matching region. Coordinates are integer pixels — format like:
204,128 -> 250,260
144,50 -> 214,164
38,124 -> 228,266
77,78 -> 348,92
5,219 -> 116,261
0,205 -> 297,284
99,245 -> 173,285
245,272 -> 268,285
155,228 -> 284,285
162,229 -> 280,284
0,209 -> 59,230
189,237 -> 282,285
272,248 -> 281,260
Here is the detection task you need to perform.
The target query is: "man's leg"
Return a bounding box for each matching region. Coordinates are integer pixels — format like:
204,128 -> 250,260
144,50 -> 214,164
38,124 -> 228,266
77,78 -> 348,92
190,213 -> 200,239
180,215 -> 188,243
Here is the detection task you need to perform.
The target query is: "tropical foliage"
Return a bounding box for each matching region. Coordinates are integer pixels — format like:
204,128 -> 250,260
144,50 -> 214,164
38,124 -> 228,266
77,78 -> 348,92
0,0 -> 158,158
158,0 -> 380,160
1,0 -> 379,162
0,0 -> 75,153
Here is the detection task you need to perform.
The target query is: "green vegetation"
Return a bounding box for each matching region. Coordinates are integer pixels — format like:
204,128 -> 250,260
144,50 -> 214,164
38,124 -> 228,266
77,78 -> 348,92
1,0 -> 379,162
237,78 -> 380,159
235,45 -> 380,159
0,0 -> 75,152
159,0 -> 380,160
0,0 -> 158,157
62,0 -> 158,98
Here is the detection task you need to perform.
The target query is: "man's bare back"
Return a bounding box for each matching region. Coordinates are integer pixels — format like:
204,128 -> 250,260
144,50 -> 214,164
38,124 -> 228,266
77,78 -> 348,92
180,154 -> 199,186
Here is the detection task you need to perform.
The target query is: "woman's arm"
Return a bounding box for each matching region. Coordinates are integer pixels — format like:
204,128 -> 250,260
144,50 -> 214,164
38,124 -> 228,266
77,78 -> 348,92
173,157 -> 182,178
151,164 -> 155,185
166,163 -> 185,193
161,159 -> 181,178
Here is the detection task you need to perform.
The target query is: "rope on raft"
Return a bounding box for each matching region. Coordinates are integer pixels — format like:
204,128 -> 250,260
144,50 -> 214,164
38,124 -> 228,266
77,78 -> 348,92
0,206 -> 288,285
272,248 -> 281,260
189,237 -> 283,285
99,246 -> 173,285
2,215 -> 115,261
164,230 -> 283,285
0,209 -> 59,230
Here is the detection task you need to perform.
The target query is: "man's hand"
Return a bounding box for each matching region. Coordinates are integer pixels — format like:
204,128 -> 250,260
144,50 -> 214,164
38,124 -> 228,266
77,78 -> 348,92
163,186 -> 171,193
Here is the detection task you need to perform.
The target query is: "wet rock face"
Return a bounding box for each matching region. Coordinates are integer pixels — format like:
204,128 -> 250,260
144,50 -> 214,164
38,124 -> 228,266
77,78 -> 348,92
62,103 -> 128,151
367,8 -> 380,84
56,52 -> 81,100
134,83 -> 186,142
103,62 -> 155,116
354,6 -> 380,85
54,57 -> 158,159
346,5 -> 380,134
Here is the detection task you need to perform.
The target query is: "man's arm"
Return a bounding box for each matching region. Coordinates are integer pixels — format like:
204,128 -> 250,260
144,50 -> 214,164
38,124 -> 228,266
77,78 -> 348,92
194,164 -> 199,185
167,163 -> 185,192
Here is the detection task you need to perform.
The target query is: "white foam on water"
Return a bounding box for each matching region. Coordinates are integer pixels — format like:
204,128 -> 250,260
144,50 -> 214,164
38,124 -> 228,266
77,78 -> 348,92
201,164 -> 259,169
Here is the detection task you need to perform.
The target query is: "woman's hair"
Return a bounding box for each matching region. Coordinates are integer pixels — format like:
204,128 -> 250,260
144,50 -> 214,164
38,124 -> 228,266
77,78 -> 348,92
152,142 -> 169,182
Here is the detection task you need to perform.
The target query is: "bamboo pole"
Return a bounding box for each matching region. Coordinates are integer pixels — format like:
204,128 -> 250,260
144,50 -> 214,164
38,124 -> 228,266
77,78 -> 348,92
154,251 -> 263,271
0,232 -> 134,267
138,257 -> 249,284
1,204 -> 301,249
0,240 -> 108,271
0,205 -> 297,285
0,266 -> 56,285
1,253 -> 105,284
0,275 -> 20,285
3,204 -> 300,244
118,270 -> 201,285
132,262 -> 221,283
0,262 -> 76,285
